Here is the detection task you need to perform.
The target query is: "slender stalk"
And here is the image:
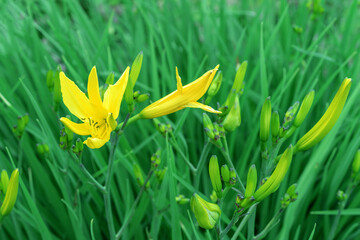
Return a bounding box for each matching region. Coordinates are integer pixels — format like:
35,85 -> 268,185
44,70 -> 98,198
231,204 -> 259,240
79,163 -> 106,193
115,170 -> 154,239
253,208 -> 283,240
169,133 -> 197,173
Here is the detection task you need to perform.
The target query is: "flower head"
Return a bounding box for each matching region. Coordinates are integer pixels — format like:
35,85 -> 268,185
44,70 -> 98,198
139,65 -> 221,119
190,193 -> 221,229
60,66 -> 129,149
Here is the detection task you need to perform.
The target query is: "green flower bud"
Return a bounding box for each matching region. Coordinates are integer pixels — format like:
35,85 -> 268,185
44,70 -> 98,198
244,165 -> 257,198
293,90 -> 315,128
295,78 -> 351,152
352,149 -> 360,181
271,111 -> 280,141
37,143 -> 50,155
190,193 -> 221,229
260,97 -> 271,142
292,25 -> 303,34
210,190 -> 218,203
133,163 -> 145,187
0,169 -> 19,219
203,113 -> 215,140
135,93 -> 150,103
151,149 -> 161,169
232,61 -> 248,94
75,138 -> 84,152
205,71 -> 223,104
223,96 -> 241,132
155,168 -> 167,182
336,190 -> 347,202
283,101 -> 300,128
209,155 -> 222,198
176,194 -> 190,205
229,168 -> 237,185
1,170 -> 9,194
46,70 -> 54,91
221,165 -> 230,185
125,51 -> 143,112
254,145 -> 293,202
220,89 -> 237,117
281,184 -> 298,208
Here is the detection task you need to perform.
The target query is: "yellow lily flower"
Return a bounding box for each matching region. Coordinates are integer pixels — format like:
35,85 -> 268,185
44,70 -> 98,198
59,66 -> 129,149
138,65 -> 221,119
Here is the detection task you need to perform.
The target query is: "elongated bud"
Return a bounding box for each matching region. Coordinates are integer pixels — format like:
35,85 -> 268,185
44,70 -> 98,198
203,113 -> 215,140
232,61 -> 248,94
190,193 -> 221,229
352,149 -> 360,181
223,96 -> 241,132
209,155 -> 222,198
229,168 -> 237,185
221,165 -> 230,185
220,89 -> 236,117
293,90 -> 315,128
0,169 -> 19,218
125,51 -> 143,112
295,78 -> 352,152
46,70 -> 54,91
244,165 -> 257,198
253,145 -> 293,202
176,194 -> 190,205
53,66 -> 62,111
205,71 -> 223,104
260,97 -> 271,142
271,111 -> 280,142
13,114 -> 29,138
1,170 -> 9,194
283,101 -> 300,129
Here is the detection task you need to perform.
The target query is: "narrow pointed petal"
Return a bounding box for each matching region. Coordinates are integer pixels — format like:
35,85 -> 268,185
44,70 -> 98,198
60,117 -> 91,135
183,102 -> 222,114
60,72 -> 96,120
103,67 -> 130,119
176,67 -> 183,93
87,66 -> 103,107
84,137 -> 109,149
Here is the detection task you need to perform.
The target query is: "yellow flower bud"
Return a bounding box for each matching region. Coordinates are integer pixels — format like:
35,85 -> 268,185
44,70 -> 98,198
295,78 -> 351,152
244,165 -> 257,198
293,90 -> 315,128
223,96 -> 241,132
260,97 -> 271,142
190,193 -> 221,229
0,169 -> 19,218
253,146 -> 293,202
209,155 -> 222,198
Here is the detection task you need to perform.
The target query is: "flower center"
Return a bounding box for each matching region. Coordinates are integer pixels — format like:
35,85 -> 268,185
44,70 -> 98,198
88,117 -> 112,139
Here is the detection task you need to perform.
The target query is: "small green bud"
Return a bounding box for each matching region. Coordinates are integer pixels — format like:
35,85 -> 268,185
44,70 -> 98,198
0,169 -> 19,219
271,111 -> 280,141
36,143 -> 49,155
151,149 -> 161,169
281,184 -> 298,208
292,24 -> 303,34
209,155 -> 222,198
336,190 -> 347,202
75,138 -> 84,152
135,93 -> 150,103
244,165 -> 257,198
293,90 -> 315,128
176,194 -> 190,205
190,193 -> 221,229
260,97 -> 271,142
125,51 -> 143,112
210,190 -> 218,203
203,113 -> 215,140
155,167 -> 167,182
133,90 -> 140,98
46,70 -> 54,91
221,165 -> 230,185
133,163 -> 149,188
205,71 -> 223,104
229,168 -> 237,185
220,89 -> 237,117
352,149 -> 360,181
284,101 -> 300,128
223,96 -> 241,132
235,194 -> 244,208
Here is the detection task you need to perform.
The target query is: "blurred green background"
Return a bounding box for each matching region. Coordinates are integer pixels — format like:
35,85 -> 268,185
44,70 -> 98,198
0,0 -> 359,239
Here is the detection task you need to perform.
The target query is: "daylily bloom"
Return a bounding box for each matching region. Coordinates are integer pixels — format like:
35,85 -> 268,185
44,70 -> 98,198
60,66 -> 129,149
138,65 -> 221,119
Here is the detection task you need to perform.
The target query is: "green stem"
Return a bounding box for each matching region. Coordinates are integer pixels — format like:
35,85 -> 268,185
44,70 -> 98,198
79,163 -> 106,193
253,208 -> 283,240
116,113 -> 141,132
169,133 -> 197,173
115,170 -> 154,239
231,204 -> 259,240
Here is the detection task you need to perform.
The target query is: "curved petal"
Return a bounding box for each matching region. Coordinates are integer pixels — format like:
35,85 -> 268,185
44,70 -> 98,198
103,67 -> 130,119
87,66 -> 103,107
60,72 -> 96,120
183,102 -> 221,114
84,137 -> 108,149
60,117 -> 91,135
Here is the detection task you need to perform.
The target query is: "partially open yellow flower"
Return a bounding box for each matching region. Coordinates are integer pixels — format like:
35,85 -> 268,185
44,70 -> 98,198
60,66 -> 129,149
139,65 -> 221,119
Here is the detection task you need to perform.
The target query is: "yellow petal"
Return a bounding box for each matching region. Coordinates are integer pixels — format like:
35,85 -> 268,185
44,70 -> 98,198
87,66 -> 103,107
183,102 -> 222,114
60,72 -> 106,120
60,117 -> 91,136
84,137 -> 109,149
176,67 -> 183,93
103,67 -> 130,119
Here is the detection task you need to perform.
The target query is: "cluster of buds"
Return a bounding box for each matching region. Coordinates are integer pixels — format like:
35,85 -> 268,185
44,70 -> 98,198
36,143 -> 50,156
203,113 -> 224,147
151,149 -> 161,169
176,194 -> 190,205
0,169 -> 19,221
190,193 -> 221,229
133,90 -> 150,103
280,184 -> 298,208
59,124 -> 74,150
72,138 -> 84,157
125,51 -> 144,113
153,118 -> 172,136
12,113 -> 29,138
336,190 -> 348,202
154,167 -> 167,182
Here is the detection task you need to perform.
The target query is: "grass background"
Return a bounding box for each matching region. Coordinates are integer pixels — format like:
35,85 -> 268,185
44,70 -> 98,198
0,0 -> 359,239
